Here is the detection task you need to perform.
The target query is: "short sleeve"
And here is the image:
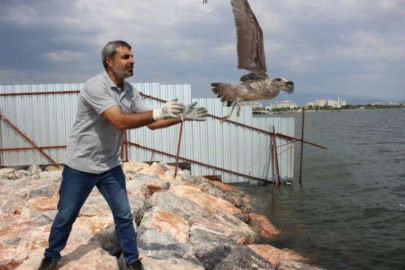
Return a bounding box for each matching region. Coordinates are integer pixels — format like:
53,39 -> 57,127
131,89 -> 150,113
81,80 -> 117,115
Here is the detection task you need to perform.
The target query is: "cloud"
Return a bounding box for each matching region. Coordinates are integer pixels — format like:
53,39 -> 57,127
43,51 -> 83,62
0,0 -> 404,100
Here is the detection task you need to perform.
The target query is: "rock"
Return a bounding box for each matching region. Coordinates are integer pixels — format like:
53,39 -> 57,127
0,168 -> 16,179
27,182 -> 59,199
247,244 -> 308,268
28,195 -> 59,211
169,185 -> 242,215
128,196 -> 152,227
137,162 -> 165,176
247,213 -> 281,238
0,194 -> 27,215
189,222 -> 237,251
191,208 -> 258,245
0,162 -> 322,270
44,165 -> 62,172
137,229 -> 195,260
15,170 -> 29,180
141,182 -> 170,199
27,165 -> 42,179
126,173 -> 163,198
138,206 -> 189,243
16,246 -> 118,270
33,210 -> 58,226
0,242 -> 28,269
38,171 -> 62,181
79,196 -> 111,217
118,254 -> 204,270
58,247 -> 118,269
148,191 -> 209,222
0,178 -> 29,198
122,161 -> 149,175
195,244 -> 274,270
0,219 -> 35,243
88,226 -> 121,257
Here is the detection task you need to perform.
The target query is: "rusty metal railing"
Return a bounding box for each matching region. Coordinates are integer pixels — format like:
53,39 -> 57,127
1,90 -> 325,183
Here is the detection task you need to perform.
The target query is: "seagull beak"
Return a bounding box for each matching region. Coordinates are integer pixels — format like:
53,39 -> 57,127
286,81 -> 294,93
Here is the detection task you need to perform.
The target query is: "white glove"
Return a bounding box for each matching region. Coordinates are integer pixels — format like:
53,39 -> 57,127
182,102 -> 209,121
153,99 -> 185,121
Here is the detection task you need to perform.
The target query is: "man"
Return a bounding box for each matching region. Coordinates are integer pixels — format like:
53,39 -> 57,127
39,40 -> 208,270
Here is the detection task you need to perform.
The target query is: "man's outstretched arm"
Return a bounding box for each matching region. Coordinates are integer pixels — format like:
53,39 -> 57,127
101,100 -> 184,130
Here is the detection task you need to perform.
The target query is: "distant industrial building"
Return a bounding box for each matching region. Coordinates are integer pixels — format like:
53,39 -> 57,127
267,100 -> 298,110
244,101 -> 263,110
308,98 -> 346,108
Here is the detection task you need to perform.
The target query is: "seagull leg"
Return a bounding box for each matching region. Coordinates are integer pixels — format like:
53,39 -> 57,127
236,102 -> 242,117
221,102 -> 237,123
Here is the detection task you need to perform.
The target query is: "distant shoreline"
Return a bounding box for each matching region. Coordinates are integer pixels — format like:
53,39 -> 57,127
253,107 -> 405,116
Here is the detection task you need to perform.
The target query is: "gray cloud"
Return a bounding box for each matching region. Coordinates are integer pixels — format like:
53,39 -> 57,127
0,0 -> 404,100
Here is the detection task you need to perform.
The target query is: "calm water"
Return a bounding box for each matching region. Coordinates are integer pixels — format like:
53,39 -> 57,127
242,109 -> 405,270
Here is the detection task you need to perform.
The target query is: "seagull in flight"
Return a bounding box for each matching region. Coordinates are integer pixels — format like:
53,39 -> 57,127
211,0 -> 294,121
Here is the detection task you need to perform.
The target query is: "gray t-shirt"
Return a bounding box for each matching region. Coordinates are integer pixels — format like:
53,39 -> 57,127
66,71 -> 149,173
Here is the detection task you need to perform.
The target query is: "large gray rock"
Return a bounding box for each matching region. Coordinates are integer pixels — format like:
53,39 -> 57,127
27,165 -> 42,179
148,190 -> 209,222
137,229 -> 195,261
195,244 -> 274,270
0,163 -> 318,270
0,194 -> 27,215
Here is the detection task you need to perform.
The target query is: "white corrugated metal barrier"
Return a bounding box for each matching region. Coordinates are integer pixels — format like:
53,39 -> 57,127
0,83 -> 295,184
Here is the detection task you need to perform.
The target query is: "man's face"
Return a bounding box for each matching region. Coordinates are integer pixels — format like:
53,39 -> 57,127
110,46 -> 135,80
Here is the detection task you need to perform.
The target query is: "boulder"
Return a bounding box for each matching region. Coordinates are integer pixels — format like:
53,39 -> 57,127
247,244 -> 308,268
137,162 -> 165,176
0,242 -> 28,269
27,165 -> 42,179
195,244 -> 274,270
0,168 -> 16,179
44,165 -> 63,172
247,213 -> 282,238
169,185 -> 242,216
122,161 -> 149,175
0,162 -> 322,270
138,206 -> 189,243
148,190 -> 209,222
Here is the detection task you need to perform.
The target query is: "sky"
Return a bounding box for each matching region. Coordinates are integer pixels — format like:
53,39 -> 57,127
0,0 -> 404,102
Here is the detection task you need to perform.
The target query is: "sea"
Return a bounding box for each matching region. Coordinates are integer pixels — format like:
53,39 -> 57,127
241,109 -> 405,270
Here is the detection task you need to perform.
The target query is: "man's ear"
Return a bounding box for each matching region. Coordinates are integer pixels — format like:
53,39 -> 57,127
105,57 -> 113,67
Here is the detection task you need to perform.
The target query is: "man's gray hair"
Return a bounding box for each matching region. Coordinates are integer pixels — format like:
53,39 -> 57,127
101,40 -> 132,69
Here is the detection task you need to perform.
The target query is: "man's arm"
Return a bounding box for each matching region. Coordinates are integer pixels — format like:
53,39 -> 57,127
101,106 -> 181,130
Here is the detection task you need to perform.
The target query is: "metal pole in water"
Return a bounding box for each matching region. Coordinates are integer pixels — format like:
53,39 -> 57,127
272,126 -> 281,188
299,107 -> 306,184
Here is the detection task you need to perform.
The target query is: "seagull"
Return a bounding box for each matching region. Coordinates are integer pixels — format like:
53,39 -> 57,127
211,0 -> 294,121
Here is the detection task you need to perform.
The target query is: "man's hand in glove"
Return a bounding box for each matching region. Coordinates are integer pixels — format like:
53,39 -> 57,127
182,102 -> 209,121
153,99 -> 185,121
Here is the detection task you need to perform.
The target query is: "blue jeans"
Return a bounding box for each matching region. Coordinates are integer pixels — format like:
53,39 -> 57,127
44,165 -> 139,264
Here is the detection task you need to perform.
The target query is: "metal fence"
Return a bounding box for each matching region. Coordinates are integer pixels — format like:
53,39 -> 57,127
0,83 -> 295,184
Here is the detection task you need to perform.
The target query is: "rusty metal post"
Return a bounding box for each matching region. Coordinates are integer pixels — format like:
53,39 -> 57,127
0,112 -> 59,168
174,121 -> 184,179
272,126 -> 281,188
299,107 -> 306,184
271,132 -> 276,202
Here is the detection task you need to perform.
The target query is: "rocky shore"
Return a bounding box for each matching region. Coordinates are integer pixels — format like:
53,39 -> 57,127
0,162 -> 323,270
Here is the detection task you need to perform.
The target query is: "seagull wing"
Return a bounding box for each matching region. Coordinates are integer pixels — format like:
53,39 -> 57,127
231,0 -> 267,75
